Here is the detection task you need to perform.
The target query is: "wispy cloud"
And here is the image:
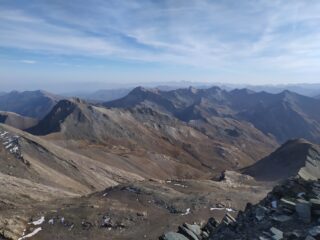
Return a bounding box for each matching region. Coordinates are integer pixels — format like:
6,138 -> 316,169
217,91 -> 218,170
20,59 -> 36,64
1,0 -> 320,77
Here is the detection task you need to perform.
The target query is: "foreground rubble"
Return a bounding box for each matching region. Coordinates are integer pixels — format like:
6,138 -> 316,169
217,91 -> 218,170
161,177 -> 320,240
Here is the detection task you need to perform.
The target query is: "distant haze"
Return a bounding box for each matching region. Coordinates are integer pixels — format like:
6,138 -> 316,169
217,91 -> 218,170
0,0 -> 320,91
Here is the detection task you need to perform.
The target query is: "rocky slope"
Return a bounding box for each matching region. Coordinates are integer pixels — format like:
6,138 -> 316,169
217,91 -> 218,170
0,123 -> 144,239
105,86 -> 320,143
0,90 -> 62,119
162,176 -> 320,240
0,124 -> 143,199
28,98 -> 277,178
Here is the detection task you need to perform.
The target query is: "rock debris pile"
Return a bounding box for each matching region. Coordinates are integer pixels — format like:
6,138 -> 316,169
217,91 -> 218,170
160,177 -> 320,240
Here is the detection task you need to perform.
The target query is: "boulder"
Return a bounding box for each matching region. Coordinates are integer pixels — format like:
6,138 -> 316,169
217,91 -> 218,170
270,227 -> 283,240
183,223 -> 202,238
295,199 -> 311,223
178,226 -> 199,240
308,226 -> 320,238
280,198 -> 296,210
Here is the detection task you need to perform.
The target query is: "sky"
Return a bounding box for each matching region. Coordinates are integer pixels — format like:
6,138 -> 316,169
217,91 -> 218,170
0,0 -> 320,92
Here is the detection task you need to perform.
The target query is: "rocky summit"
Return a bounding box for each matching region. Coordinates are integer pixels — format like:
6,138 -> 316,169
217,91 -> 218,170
161,176 -> 320,240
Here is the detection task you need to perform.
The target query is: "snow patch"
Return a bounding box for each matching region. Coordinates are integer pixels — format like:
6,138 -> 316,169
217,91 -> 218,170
181,208 -> 191,216
173,183 -> 187,188
18,227 -> 42,240
210,207 -> 235,212
29,216 -> 45,226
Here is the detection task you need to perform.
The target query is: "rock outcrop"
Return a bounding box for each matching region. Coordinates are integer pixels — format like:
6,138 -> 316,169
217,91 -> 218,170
161,176 -> 320,240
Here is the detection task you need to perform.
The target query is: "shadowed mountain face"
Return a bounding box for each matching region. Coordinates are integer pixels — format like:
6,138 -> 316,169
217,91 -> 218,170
243,139 -> 320,181
0,111 -> 38,130
0,90 -> 62,119
104,86 -> 320,143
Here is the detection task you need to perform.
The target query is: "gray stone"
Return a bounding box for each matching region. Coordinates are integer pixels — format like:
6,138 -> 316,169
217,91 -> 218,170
288,229 -> 303,238
295,199 -> 311,223
161,232 -> 189,240
203,217 -> 218,232
270,227 -> 283,240
259,236 -> 271,240
271,215 -> 292,222
223,213 -> 236,224
256,206 -> 266,221
314,183 -> 320,188
305,235 -> 316,240
310,198 -> 320,209
178,226 -> 199,240
271,200 -> 277,209
201,231 -> 209,238
183,223 -> 202,237
280,198 -> 296,210
297,192 -> 306,199
308,226 -> 320,238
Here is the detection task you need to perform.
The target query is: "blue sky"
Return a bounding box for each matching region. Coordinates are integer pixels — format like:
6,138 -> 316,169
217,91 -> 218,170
0,0 -> 320,92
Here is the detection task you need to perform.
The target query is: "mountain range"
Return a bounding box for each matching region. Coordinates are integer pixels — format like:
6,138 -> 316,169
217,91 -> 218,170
105,86 -> 320,143
1,86 -> 320,239
57,82 -> 320,101
27,97 -> 276,179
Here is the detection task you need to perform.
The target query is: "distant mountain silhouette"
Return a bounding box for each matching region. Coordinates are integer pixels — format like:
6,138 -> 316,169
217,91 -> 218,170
105,86 -> 320,143
63,88 -> 132,102
0,90 -> 62,119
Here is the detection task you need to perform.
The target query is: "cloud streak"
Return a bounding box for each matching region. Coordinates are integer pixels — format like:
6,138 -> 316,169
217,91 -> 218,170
1,0 -> 320,82
20,59 -> 36,64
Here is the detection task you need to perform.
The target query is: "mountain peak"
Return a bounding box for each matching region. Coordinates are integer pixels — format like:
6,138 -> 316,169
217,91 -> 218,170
188,86 -> 198,94
131,86 -> 147,92
130,86 -> 160,95
27,99 -> 79,135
